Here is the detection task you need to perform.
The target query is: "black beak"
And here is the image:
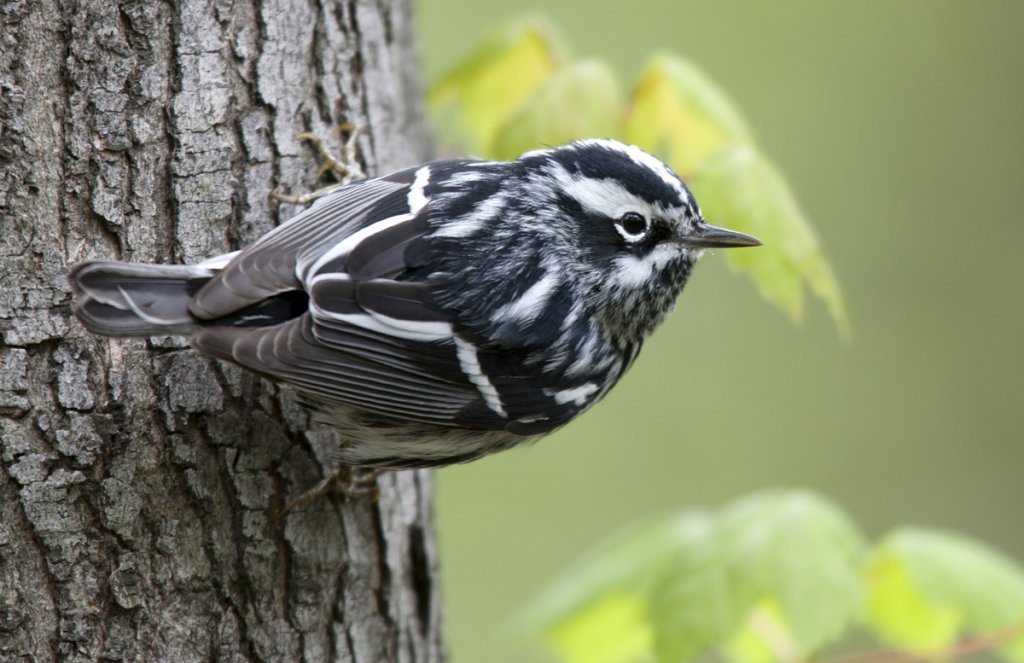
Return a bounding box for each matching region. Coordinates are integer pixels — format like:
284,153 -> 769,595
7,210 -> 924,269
679,222 -> 762,249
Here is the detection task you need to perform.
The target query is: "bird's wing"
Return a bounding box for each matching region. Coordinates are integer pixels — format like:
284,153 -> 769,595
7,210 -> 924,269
189,167 -> 423,320
193,314 -> 490,427
191,162 -> 604,434
193,276 -> 594,433
188,164 -> 492,428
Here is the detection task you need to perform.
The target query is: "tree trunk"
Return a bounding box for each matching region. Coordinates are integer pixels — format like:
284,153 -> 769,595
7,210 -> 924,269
0,1 -> 442,661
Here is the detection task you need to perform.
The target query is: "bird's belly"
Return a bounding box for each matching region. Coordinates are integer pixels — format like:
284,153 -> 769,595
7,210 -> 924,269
315,404 -> 535,468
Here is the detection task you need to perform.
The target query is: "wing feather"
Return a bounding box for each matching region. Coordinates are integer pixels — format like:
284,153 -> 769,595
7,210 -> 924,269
345,214 -> 431,279
193,316 -> 489,426
190,173 -> 415,319
186,160 -> 605,437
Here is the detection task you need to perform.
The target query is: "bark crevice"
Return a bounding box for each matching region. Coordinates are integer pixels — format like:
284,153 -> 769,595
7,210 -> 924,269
0,1 -> 442,661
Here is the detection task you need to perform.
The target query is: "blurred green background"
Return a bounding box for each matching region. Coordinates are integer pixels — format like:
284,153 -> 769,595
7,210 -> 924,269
416,2 -> 1024,661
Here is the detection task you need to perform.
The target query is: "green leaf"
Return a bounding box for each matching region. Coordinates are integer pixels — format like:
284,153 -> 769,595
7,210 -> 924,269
534,491 -> 865,663
545,593 -> 655,663
430,23 -> 846,334
700,490 -> 865,659
427,17 -> 567,154
865,528 -> 1024,660
624,53 -> 753,177
531,515 -> 711,663
864,549 -> 961,651
491,58 -> 623,160
724,599 -> 796,663
533,491 -> 1024,663
689,146 -> 850,336
623,53 -> 847,336
732,491 -> 864,653
646,534 -> 753,662
646,491 -> 865,661
525,513 -> 714,634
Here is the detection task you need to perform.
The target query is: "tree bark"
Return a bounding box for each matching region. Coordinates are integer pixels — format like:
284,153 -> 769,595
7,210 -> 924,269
0,1 -> 442,661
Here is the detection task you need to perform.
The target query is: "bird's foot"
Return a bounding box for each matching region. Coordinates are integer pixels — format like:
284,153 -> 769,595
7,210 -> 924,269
274,466 -> 382,524
271,122 -> 366,205
305,122 -> 365,183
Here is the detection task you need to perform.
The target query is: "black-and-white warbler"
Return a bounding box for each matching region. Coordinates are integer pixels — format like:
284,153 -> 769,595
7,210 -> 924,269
69,139 -> 760,467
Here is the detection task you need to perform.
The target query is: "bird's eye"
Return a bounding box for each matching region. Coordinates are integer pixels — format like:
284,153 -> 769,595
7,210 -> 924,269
615,212 -> 648,242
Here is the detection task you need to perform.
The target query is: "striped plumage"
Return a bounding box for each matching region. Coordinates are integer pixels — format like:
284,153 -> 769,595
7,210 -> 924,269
69,139 -> 759,467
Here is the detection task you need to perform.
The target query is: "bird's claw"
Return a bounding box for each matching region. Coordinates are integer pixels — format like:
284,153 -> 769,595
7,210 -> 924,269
273,466 -> 382,525
272,122 -> 366,205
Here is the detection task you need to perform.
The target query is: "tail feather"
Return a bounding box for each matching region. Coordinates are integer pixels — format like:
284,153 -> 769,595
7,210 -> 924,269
68,261 -> 217,336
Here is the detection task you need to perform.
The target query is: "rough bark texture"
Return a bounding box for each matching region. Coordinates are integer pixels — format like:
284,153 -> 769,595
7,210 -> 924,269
0,1 -> 442,661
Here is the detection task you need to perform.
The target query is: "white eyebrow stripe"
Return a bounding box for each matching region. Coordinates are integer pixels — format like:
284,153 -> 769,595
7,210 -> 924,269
549,167 -> 651,219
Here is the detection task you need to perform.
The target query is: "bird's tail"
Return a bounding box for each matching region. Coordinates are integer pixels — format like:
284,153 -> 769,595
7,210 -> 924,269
68,260 -> 221,337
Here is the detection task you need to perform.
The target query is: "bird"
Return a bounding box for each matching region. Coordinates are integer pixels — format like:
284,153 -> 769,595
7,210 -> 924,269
68,139 -> 760,468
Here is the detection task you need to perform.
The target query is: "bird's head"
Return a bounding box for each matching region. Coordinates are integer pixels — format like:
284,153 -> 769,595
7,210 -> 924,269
516,139 -> 760,346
